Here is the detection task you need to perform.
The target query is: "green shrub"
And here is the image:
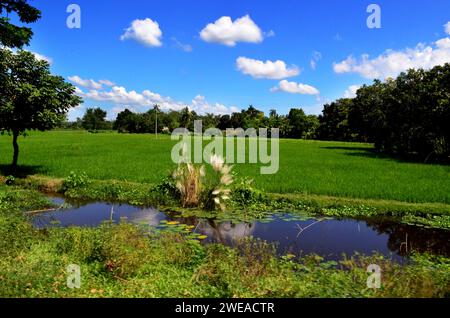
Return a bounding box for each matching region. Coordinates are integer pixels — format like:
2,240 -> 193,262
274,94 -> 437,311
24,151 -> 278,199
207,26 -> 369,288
231,177 -> 265,208
152,176 -> 180,200
62,171 -> 91,191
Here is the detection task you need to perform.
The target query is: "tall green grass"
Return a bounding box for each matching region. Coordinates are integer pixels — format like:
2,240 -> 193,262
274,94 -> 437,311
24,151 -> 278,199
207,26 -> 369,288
0,130 -> 449,204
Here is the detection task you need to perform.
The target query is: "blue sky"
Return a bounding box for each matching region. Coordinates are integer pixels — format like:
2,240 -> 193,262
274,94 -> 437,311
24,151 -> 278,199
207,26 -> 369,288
18,0 -> 450,120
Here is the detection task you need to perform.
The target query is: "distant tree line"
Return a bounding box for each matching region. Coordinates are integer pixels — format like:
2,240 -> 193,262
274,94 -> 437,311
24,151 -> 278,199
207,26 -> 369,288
62,108 -> 113,131
68,63 -> 450,163
70,105 -> 320,139
317,63 -> 450,162
115,105 -> 320,139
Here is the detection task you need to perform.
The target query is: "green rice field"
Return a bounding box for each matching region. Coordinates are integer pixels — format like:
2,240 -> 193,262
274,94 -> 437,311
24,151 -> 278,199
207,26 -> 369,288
1,130 -> 449,204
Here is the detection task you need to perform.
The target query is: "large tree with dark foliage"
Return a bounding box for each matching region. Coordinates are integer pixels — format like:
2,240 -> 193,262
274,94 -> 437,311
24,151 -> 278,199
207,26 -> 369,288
317,64 -> 450,162
351,65 -> 450,161
0,0 -> 41,48
317,98 -> 359,141
81,107 -> 108,131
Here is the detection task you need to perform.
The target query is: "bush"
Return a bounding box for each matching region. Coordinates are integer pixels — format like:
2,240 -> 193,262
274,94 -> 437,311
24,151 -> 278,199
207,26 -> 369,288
231,177 -> 265,208
62,171 -> 91,191
152,177 -> 180,200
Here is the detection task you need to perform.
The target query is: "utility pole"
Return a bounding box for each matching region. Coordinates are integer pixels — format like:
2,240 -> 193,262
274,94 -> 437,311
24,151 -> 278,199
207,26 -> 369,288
154,105 -> 160,139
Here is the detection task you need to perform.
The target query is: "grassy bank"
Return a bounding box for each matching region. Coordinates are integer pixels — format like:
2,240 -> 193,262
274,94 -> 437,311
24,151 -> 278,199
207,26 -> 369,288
0,184 -> 449,298
1,131 -> 450,204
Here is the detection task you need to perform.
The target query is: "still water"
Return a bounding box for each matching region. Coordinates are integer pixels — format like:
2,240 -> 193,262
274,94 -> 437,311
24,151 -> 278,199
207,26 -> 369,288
31,197 -> 450,261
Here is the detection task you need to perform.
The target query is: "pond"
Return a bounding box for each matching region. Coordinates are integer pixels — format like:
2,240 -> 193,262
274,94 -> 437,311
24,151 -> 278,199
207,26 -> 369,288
30,197 -> 450,262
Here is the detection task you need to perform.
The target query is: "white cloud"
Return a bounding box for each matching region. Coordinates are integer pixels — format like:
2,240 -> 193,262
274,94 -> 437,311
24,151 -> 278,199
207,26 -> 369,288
99,79 -> 115,87
120,18 -> 162,47
265,30 -> 275,38
236,57 -> 300,79
191,95 -> 234,115
200,15 -> 263,46
68,76 -> 104,90
445,22 -> 450,35
171,37 -> 192,52
310,51 -> 322,70
73,82 -> 238,116
30,51 -> 52,64
343,85 -> 361,98
333,22 -> 450,79
271,80 -> 320,95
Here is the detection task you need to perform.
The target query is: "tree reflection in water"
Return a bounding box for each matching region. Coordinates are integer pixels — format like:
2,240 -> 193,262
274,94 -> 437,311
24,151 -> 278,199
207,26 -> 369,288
365,220 -> 450,257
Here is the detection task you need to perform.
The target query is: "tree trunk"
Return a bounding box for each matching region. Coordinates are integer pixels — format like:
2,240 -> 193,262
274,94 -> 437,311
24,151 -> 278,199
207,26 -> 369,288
11,130 -> 19,169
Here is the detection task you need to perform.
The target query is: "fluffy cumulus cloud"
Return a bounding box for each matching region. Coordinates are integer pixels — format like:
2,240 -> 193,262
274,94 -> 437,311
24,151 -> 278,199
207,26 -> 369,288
333,22 -> 450,79
120,18 -> 162,47
271,80 -> 320,95
200,15 -> 263,46
72,80 -> 238,117
191,95 -> 236,115
343,85 -> 361,98
99,79 -> 115,87
445,22 -> 450,35
236,57 -> 300,79
68,76 -> 104,90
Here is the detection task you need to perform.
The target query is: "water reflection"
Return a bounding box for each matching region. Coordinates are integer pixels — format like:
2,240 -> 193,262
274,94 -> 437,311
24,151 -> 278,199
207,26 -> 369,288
31,198 -> 450,261
366,220 -> 450,256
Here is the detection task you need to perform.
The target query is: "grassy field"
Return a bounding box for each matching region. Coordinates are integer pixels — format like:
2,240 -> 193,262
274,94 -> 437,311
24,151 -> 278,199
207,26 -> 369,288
1,130 -> 450,204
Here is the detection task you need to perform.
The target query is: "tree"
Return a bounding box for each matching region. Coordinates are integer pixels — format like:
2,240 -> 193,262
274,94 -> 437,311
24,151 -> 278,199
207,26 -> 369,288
241,105 -> 264,129
202,113 -> 219,131
287,108 -> 308,138
81,107 -> 107,131
217,114 -> 231,131
269,109 -> 278,118
162,110 -> 180,131
304,115 -> 320,139
0,49 -> 82,168
114,109 -> 140,133
350,65 -> 450,161
317,99 -> 358,141
0,0 -> 41,48
180,107 -> 193,129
